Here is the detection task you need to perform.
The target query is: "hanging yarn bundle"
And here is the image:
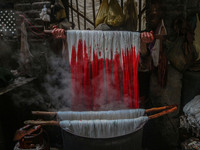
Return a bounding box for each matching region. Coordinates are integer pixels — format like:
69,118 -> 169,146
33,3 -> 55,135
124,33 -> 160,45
66,30 -> 140,110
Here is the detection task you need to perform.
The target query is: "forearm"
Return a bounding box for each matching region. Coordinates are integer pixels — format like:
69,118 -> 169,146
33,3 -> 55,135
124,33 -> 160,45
140,41 -> 148,56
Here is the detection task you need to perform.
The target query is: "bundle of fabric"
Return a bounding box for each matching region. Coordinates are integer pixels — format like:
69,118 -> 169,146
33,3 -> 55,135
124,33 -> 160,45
66,30 -> 140,110
183,95 -> 200,129
58,109 -> 148,138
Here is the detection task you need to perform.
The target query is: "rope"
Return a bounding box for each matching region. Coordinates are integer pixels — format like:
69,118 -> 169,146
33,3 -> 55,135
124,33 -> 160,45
19,14 -> 49,38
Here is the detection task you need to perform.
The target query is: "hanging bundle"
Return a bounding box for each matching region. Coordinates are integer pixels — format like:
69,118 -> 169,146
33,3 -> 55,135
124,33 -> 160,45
106,0 -> 124,27
166,18 -> 197,72
66,30 -> 140,110
95,0 -> 109,27
193,13 -> 200,61
124,0 -> 138,31
54,0 -> 67,21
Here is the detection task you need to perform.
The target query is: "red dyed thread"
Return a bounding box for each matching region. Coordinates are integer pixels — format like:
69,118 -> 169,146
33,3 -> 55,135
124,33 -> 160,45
70,40 -> 139,110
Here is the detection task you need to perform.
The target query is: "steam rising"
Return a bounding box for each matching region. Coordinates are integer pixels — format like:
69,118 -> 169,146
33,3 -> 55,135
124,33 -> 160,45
43,56 -> 129,111
43,56 -> 72,110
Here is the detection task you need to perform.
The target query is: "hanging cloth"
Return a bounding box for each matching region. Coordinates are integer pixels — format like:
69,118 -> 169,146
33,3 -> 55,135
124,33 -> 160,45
150,19 -> 168,87
194,13 -> 200,61
124,0 -> 138,31
151,19 -> 167,67
66,30 -> 140,110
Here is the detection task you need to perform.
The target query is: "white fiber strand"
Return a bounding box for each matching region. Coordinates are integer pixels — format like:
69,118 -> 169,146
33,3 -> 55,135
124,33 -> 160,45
60,116 -> 148,138
57,109 -> 145,120
66,30 -> 140,63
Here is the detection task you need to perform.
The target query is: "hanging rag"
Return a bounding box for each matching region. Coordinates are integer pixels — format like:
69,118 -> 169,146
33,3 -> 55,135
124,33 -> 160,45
124,0 -> 138,31
151,20 -> 167,67
66,30 -> 140,110
193,13 -> 200,61
150,19 -> 168,87
20,20 -> 33,76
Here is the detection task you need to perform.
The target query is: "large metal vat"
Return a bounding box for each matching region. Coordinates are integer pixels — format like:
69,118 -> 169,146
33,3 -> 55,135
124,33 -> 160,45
61,127 -> 143,150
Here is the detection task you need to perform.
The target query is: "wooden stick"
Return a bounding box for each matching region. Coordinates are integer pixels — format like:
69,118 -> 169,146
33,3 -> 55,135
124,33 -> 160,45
32,105 -> 177,116
44,30 -> 53,34
154,34 -> 167,40
24,120 -> 59,126
145,105 -> 176,113
44,30 -> 166,40
26,106 -> 177,126
148,106 -> 178,120
32,111 -> 57,116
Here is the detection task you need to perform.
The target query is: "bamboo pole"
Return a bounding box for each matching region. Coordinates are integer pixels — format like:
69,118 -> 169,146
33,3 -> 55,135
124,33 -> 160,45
26,106 -> 177,126
145,105 -> 176,113
24,120 -> 59,126
148,106 -> 178,120
32,111 -> 57,116
44,29 -> 166,41
32,105 -> 177,116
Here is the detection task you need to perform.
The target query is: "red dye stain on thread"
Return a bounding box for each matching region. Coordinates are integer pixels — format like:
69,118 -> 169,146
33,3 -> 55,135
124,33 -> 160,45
70,40 -> 139,110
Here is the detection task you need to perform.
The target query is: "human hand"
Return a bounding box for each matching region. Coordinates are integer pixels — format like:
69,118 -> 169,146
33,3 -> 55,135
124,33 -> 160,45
52,26 -> 66,39
141,31 -> 154,43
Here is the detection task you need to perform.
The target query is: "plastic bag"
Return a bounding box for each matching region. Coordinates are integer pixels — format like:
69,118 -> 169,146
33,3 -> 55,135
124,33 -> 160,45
106,0 -> 124,27
95,0 -> 109,27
